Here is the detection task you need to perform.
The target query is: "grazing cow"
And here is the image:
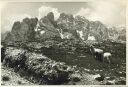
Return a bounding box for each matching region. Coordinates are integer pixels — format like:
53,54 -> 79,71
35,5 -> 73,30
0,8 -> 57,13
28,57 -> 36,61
103,52 -> 111,64
90,45 -> 103,62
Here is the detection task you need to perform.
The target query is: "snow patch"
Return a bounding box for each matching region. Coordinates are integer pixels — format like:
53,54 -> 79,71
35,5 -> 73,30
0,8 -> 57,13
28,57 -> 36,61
40,30 -> 45,34
76,30 -> 84,40
87,36 -> 96,41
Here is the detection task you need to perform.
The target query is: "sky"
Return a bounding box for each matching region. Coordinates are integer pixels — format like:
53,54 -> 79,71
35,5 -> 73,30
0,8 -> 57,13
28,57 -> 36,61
1,0 -> 126,33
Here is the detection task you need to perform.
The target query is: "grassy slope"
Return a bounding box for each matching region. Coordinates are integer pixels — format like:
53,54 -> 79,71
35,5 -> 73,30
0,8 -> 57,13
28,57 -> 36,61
40,40 -> 126,78
1,39 -> 126,85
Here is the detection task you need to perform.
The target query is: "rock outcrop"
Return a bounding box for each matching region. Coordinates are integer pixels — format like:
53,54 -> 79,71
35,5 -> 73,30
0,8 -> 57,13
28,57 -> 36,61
4,17 -> 38,44
35,12 -> 60,41
107,26 -> 126,42
57,14 -> 109,42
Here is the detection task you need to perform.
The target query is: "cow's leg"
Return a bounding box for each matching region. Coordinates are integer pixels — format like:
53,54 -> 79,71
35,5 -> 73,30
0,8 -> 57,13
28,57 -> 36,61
98,54 -> 101,61
99,54 -> 101,61
103,56 -> 104,63
101,54 -> 104,62
96,54 -> 99,60
100,54 -> 102,62
99,53 -> 102,62
95,52 -> 98,60
94,53 -> 96,60
94,55 -> 96,59
107,57 -> 110,65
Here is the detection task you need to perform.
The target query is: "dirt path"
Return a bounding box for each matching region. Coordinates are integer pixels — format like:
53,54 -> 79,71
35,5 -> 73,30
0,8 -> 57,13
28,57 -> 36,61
1,65 -> 35,86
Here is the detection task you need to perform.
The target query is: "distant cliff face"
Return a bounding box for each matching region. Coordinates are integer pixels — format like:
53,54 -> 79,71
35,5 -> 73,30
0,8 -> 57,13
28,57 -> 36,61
107,26 -> 126,41
56,13 -> 109,42
4,12 -> 126,44
118,28 -> 126,41
4,17 -> 38,43
1,31 -> 10,42
35,12 -> 60,41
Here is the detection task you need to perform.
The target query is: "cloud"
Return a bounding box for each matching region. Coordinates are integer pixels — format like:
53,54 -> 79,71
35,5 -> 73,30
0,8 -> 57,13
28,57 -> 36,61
0,2 -> 8,10
38,5 -> 60,20
75,0 -> 126,26
8,14 -> 31,23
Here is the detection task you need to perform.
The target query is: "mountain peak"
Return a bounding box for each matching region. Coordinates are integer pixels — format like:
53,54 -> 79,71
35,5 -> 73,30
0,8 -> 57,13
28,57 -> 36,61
47,12 -> 55,22
3,12 -> 126,44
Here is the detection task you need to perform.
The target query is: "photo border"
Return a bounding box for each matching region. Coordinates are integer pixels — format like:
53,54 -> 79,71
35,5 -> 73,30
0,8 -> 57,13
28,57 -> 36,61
0,0 -> 127,86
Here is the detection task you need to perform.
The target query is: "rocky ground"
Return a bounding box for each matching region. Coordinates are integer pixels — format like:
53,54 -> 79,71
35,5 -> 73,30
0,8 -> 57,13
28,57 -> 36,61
1,64 -> 35,85
1,39 -> 126,85
1,63 -> 101,85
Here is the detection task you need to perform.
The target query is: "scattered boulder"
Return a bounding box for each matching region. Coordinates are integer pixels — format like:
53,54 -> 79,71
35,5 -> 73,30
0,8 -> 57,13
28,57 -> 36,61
105,81 -> 115,85
2,76 -> 10,81
72,77 -> 81,82
95,74 -> 105,81
105,76 -> 115,81
17,81 -> 22,85
115,77 -> 126,85
70,73 -> 82,82
92,74 -> 101,79
115,80 -> 126,85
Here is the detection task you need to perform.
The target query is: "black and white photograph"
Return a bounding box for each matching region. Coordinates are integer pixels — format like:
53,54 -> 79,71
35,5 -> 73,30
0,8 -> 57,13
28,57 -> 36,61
0,0 -> 126,85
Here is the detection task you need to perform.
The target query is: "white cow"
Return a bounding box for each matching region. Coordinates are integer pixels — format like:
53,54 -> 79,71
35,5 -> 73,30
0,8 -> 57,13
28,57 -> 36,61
90,45 -> 103,61
103,52 -> 112,64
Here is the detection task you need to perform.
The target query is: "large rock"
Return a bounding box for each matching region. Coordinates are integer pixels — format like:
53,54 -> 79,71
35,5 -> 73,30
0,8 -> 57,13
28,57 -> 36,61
35,12 -> 60,41
57,13 -> 75,30
4,17 -> 38,44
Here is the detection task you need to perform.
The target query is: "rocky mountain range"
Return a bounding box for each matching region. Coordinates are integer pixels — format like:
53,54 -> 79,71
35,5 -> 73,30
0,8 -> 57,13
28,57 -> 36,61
2,12 -> 126,44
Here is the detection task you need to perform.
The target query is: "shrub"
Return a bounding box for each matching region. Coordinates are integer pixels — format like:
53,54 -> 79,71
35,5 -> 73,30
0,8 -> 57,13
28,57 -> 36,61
25,52 -> 74,84
3,47 -> 76,84
3,47 -> 27,69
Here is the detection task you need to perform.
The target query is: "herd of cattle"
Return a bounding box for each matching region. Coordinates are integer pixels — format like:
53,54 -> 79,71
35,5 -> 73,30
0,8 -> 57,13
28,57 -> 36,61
90,45 -> 112,64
